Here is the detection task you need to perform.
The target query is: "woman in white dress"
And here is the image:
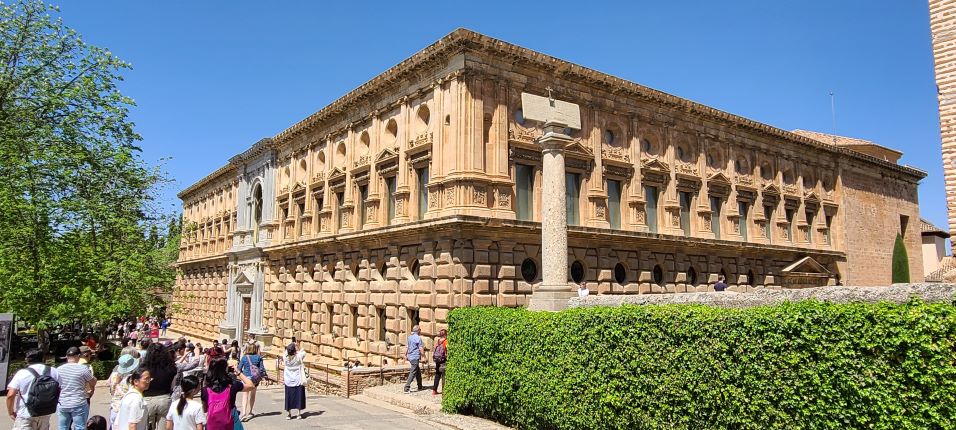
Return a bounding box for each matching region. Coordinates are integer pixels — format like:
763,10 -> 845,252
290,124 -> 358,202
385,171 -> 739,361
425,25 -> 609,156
282,342 -> 307,420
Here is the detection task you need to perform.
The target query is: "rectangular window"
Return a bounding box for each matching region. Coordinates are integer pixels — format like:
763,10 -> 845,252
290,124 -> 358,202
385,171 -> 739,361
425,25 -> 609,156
385,177 -> 396,225
376,307 -> 386,342
297,202 -> 305,237
315,194 -> 324,232
738,201 -> 749,242
350,305 -> 359,338
805,210 -> 815,244
645,185 -> 659,233
679,191 -> 692,237
336,192 -> 345,231
900,215 -> 909,238
406,308 -> 420,333
516,164 -> 534,221
764,205 -> 773,243
358,185 -> 368,229
710,196 -> 721,239
416,167 -> 429,219
608,180 -> 622,229
785,208 -> 795,242
566,173 -> 580,226
825,214 -> 833,245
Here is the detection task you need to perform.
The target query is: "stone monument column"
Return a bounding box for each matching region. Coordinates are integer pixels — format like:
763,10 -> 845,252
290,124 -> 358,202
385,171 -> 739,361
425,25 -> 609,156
528,122 -> 576,311
521,91 -> 581,311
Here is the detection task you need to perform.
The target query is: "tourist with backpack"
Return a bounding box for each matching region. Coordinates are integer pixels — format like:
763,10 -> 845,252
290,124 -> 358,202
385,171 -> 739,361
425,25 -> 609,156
236,344 -> 269,422
201,358 -> 253,430
5,348 -> 61,430
431,329 -> 448,395
113,368 -> 152,430
57,347 -> 96,430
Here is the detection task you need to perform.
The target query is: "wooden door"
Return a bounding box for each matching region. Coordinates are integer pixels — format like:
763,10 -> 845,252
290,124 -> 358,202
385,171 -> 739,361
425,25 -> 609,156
242,297 -> 251,332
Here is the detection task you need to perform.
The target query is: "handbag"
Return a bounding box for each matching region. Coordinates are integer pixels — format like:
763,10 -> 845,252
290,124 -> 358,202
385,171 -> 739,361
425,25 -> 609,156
246,356 -> 262,384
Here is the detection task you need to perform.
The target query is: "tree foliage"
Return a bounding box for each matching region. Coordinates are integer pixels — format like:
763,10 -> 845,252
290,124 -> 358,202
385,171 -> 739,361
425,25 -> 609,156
0,0 -> 175,330
446,302 -> 956,429
891,233 -> 910,283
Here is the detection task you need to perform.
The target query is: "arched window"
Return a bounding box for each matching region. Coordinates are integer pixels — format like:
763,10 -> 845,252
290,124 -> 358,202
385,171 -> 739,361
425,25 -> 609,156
385,119 -> 398,143
686,267 -> 698,286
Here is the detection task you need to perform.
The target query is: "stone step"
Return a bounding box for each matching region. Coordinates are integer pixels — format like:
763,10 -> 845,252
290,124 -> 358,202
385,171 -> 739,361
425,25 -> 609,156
361,384 -> 442,415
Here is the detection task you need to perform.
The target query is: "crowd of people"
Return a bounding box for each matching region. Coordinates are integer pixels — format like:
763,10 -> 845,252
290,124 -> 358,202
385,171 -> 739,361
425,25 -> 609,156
6,317 -> 451,430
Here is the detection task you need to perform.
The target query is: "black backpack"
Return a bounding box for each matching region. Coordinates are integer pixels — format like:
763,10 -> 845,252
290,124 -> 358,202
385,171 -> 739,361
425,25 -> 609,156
24,367 -> 60,417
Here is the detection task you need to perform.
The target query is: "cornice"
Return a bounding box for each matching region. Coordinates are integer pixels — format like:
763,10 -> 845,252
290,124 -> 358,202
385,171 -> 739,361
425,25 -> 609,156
177,163 -> 238,200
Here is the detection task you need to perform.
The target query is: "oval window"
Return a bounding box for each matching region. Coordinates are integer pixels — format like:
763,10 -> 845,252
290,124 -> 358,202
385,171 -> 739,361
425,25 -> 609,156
652,265 -> 664,286
604,129 -> 615,145
514,109 -> 525,125
613,263 -> 627,285
570,260 -> 585,284
521,258 -> 538,283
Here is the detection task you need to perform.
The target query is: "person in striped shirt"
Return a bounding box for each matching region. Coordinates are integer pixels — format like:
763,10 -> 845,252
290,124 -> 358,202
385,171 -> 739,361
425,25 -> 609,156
57,347 -> 96,430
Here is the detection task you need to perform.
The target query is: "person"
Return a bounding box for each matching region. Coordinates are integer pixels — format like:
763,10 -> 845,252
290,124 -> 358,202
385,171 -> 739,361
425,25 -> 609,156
204,341 -> 223,367
85,415 -> 108,430
282,343 -> 307,420
351,360 -> 362,369
714,275 -> 729,292
137,340 -> 151,361
149,324 -> 160,342
57,347 -> 96,430
113,368 -> 152,430
6,348 -> 61,430
226,341 -> 240,361
142,343 -> 177,430
109,354 -> 141,427
164,376 -> 205,430
237,344 -> 267,422
577,283 -> 590,298
84,335 -> 98,351
431,329 -> 448,395
402,325 -> 425,394
201,358 -> 253,430
160,319 -> 170,338
78,346 -> 93,365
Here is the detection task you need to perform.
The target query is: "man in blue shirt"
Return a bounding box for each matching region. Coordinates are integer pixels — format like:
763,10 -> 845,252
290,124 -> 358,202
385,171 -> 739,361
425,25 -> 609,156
402,325 -> 426,393
714,275 -> 729,292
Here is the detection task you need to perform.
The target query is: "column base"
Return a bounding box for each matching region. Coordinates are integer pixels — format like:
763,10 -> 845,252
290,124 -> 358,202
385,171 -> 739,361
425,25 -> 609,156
218,323 -> 237,340
528,289 -> 576,311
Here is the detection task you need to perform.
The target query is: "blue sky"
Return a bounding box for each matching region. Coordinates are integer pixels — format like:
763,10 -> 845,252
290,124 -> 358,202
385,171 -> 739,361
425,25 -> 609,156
54,1 -> 946,228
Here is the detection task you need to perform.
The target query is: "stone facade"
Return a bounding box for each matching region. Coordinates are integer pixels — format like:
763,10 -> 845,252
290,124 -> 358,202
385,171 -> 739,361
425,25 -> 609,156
173,29 -> 926,368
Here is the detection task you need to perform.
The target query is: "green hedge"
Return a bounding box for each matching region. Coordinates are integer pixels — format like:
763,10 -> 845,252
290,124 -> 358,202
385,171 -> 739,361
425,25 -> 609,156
443,301 -> 956,429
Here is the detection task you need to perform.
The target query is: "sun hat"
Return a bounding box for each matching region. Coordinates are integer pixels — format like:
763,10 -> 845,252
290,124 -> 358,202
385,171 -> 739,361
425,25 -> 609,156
116,353 -> 140,375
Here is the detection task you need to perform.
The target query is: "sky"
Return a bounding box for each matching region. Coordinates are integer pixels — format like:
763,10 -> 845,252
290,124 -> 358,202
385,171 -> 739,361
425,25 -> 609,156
52,1 -> 947,229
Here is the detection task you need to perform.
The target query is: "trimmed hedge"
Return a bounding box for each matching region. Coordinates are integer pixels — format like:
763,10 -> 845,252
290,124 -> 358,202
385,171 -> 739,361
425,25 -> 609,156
444,301 -> 956,429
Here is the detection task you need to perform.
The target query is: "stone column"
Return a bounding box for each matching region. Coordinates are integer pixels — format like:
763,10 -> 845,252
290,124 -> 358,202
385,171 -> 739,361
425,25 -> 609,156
528,122 -> 576,311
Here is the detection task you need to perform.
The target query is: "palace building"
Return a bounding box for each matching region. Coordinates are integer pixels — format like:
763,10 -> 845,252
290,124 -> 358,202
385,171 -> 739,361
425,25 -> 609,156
172,29 -> 925,364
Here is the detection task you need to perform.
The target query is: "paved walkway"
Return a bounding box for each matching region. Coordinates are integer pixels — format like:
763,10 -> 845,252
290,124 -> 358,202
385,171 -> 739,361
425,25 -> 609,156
51,381 -> 451,430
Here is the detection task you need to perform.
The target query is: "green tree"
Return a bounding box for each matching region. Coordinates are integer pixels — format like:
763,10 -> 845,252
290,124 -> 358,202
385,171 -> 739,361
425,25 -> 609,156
0,0 -> 174,342
891,233 -> 910,283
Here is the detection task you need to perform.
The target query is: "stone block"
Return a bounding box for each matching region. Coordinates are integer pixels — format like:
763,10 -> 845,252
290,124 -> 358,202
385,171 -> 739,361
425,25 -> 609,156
471,295 -> 493,307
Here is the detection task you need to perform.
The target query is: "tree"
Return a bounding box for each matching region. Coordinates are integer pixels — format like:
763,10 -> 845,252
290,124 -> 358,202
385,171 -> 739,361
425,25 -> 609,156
891,234 -> 910,283
0,0 -> 174,341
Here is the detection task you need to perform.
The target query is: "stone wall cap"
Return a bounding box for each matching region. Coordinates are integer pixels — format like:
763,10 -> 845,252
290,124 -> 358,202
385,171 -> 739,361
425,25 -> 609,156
569,283 -> 956,309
